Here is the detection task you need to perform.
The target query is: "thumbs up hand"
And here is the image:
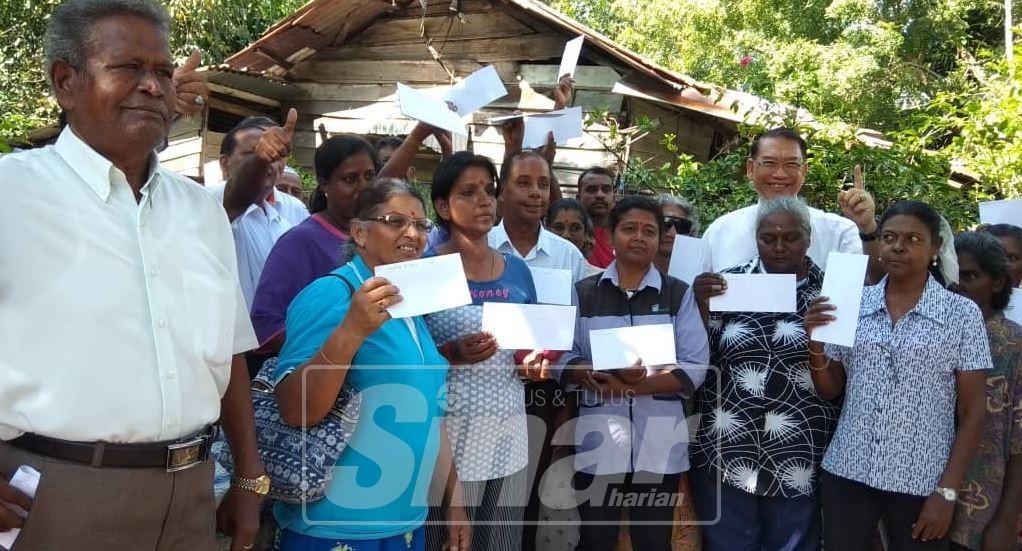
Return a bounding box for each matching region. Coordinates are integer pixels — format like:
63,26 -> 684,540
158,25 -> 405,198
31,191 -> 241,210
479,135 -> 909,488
838,164 -> 877,233
254,108 -> 298,165
172,50 -> 208,117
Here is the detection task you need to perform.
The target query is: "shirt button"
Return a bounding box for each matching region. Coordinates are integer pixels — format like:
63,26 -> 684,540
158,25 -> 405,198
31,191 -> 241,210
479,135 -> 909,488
157,318 -> 167,328
167,370 -> 176,379
149,269 -> 158,278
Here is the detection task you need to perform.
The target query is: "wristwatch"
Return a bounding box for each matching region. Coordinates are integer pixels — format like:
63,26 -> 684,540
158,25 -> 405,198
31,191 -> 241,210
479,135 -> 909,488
858,230 -> 878,242
232,474 -> 271,496
934,486 -> 957,502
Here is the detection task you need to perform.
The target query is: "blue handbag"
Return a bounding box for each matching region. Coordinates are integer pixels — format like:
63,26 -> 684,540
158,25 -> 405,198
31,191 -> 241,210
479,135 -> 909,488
217,275 -> 362,504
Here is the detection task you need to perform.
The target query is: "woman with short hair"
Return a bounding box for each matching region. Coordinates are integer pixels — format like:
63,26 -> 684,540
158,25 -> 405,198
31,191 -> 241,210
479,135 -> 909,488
271,178 -> 469,551
690,196 -> 840,551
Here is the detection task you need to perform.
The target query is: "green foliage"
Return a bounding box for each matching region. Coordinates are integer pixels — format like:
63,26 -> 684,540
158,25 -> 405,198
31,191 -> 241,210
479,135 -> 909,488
553,0 -> 1005,132
618,121 -> 985,231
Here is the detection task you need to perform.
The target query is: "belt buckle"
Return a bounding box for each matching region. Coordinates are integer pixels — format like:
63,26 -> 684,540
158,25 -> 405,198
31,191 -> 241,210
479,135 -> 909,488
166,437 -> 205,473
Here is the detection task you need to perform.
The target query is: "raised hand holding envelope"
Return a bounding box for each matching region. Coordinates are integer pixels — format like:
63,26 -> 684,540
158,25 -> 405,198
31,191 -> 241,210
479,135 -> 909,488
522,107 -> 583,148
396,83 -> 466,135
558,36 -> 584,79
444,65 -> 508,116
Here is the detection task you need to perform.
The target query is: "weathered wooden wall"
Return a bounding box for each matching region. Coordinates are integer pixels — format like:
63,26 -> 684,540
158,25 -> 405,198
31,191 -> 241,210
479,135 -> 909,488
164,0 -> 728,194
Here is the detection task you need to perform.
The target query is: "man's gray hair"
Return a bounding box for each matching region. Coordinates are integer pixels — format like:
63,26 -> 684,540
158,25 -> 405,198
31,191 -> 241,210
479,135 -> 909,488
657,193 -> 700,234
44,0 -> 170,85
756,196 -> 812,238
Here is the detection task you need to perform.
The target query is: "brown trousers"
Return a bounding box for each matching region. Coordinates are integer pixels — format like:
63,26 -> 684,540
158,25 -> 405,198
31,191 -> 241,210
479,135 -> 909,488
0,441 -> 216,551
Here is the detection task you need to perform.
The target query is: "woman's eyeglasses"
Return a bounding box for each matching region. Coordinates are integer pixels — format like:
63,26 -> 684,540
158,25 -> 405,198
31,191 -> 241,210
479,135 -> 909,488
367,214 -> 435,233
663,216 -> 693,235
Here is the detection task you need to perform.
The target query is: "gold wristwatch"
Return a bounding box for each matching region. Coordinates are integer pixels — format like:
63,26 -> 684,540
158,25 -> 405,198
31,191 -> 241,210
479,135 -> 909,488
231,474 -> 271,496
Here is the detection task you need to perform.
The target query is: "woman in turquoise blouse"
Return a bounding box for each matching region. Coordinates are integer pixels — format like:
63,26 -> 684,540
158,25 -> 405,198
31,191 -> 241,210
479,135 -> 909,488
272,178 -> 470,551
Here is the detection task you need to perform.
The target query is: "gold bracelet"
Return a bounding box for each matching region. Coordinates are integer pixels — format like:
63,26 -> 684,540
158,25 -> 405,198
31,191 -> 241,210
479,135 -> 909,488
807,347 -> 827,358
808,357 -> 832,372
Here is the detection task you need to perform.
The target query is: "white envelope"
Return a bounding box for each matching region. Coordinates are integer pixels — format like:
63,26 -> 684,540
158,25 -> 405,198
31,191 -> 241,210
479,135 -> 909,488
709,273 -> 797,313
811,253 -> 869,347
522,107 -> 584,148
444,65 -> 508,116
979,199 -> 1022,226
375,254 -> 472,318
666,235 -> 705,285
481,303 -> 577,350
590,324 -> 676,371
396,83 -> 467,136
529,267 -> 573,305
558,36 -> 585,79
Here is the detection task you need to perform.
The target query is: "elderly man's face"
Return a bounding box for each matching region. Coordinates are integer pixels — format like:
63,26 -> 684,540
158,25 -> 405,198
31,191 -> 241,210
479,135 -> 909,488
53,14 -> 176,160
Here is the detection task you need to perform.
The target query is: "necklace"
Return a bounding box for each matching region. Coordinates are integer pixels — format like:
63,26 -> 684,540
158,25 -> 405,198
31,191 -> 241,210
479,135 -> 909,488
489,249 -> 496,279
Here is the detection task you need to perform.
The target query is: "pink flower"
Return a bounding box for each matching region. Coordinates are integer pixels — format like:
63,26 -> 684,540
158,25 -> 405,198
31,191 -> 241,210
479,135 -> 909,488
740,56 -> 753,66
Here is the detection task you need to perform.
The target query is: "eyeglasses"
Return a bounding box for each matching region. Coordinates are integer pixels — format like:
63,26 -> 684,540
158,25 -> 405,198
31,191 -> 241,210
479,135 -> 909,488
754,160 -> 805,173
663,216 -> 693,235
367,214 -> 434,233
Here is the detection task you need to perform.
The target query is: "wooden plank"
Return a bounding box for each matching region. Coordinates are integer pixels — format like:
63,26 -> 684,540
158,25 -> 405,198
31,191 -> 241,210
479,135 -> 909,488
393,0 -> 494,19
208,97 -> 269,118
322,34 -> 564,63
208,83 -> 280,108
160,136 -> 203,161
349,10 -> 534,47
168,115 -> 202,140
518,65 -> 622,90
289,59 -> 501,84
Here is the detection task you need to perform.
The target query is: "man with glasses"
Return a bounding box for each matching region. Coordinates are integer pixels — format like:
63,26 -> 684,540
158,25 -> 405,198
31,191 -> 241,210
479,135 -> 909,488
698,127 -> 878,272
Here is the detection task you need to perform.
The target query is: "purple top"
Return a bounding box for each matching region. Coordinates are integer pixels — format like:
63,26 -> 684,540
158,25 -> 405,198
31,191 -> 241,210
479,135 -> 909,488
250,213 -> 347,345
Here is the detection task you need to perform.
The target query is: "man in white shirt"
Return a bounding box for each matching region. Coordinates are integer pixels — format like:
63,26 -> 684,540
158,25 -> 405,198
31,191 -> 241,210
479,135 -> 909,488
209,114 -> 306,309
0,1 -> 265,549
487,149 -> 584,551
698,128 -> 879,274
489,150 -> 587,283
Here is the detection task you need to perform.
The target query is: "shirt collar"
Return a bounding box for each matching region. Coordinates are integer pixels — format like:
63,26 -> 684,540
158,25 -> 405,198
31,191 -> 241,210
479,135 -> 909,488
863,274 -> 949,325
54,126 -> 159,202
599,260 -> 662,292
492,220 -> 550,256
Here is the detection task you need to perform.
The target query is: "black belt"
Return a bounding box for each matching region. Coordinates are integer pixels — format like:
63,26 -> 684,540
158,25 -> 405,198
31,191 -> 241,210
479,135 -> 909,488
9,425 -> 216,472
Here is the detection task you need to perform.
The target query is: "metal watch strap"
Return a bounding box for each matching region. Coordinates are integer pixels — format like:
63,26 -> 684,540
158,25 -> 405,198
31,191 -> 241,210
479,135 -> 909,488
231,476 -> 263,493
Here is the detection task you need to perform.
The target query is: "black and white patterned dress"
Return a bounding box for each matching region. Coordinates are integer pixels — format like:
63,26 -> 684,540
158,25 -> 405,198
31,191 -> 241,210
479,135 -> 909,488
691,257 -> 840,498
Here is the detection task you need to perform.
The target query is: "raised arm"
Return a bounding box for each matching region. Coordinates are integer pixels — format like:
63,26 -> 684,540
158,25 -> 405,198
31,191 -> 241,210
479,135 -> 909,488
223,109 -> 296,221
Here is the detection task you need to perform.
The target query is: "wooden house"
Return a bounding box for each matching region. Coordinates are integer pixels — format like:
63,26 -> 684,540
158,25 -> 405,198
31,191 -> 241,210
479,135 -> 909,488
161,0 -> 762,191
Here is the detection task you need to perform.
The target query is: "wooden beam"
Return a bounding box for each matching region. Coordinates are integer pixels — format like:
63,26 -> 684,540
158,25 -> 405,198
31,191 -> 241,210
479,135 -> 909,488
208,83 -> 281,108
255,47 -> 293,71
320,34 -> 564,63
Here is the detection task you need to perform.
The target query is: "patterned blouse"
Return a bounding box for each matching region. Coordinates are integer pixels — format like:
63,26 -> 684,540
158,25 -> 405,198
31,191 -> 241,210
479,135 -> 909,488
691,257 -> 840,498
425,253 -> 536,482
823,275 -> 992,497
950,313 -> 1022,550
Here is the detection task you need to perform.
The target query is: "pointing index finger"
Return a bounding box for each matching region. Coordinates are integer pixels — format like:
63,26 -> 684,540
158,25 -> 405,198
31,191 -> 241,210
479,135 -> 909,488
853,164 -> 864,190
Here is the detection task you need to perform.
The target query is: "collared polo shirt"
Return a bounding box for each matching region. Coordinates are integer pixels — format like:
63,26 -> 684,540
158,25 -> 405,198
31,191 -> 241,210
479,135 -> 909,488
0,127 -> 257,443
822,275 -> 991,496
487,220 -> 587,282
700,203 -> 861,272
554,262 -> 710,475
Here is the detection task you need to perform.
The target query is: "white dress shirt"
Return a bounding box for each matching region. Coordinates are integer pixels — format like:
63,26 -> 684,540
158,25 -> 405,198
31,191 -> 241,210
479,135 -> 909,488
488,220 -> 588,282
207,184 -> 305,309
273,188 -> 310,227
0,127 -> 257,443
699,203 -> 862,272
